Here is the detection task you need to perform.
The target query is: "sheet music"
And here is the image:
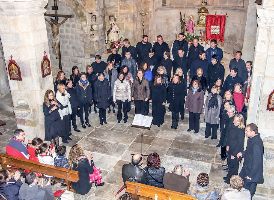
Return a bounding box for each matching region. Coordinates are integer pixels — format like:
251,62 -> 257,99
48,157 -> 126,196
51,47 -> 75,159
132,114 -> 153,128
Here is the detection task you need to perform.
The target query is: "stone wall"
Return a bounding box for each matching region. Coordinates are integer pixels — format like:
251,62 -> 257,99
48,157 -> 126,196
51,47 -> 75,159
148,0 -> 249,54
0,38 -> 10,96
46,0 -> 105,76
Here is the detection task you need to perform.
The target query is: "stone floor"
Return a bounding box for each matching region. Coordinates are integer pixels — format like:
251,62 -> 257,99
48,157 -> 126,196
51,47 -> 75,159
0,93 -> 270,199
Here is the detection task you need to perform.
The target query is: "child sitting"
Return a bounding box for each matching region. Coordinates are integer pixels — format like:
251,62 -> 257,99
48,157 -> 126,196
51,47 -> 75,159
233,84 -> 245,113
37,143 -> 56,166
54,145 -> 69,169
27,137 -> 43,162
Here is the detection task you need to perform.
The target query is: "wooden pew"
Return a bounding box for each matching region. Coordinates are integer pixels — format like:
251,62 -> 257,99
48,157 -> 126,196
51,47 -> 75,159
0,153 -> 79,190
126,181 -> 196,200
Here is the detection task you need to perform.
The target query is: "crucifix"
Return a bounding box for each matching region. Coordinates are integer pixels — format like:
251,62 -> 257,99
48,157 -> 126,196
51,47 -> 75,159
44,0 -> 73,70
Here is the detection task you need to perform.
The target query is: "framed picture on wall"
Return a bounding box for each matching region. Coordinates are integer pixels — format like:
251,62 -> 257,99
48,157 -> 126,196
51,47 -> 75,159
41,51 -> 51,78
7,56 -> 22,81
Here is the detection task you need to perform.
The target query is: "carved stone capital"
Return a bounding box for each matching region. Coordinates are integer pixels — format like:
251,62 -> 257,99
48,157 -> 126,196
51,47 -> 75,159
257,7 -> 274,27
0,0 -> 47,16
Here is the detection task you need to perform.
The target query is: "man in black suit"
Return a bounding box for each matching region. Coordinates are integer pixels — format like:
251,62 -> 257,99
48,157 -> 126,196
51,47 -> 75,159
238,123 -> 264,198
122,154 -> 144,183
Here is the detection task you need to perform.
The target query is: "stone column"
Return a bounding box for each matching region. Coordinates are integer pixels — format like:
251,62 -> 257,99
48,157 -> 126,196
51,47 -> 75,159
0,0 -> 53,141
241,0 -> 258,61
247,1 -> 274,197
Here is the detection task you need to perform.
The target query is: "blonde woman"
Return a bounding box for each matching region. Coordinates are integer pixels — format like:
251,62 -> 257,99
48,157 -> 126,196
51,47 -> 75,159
156,66 -> 169,87
43,90 -> 62,142
68,144 -> 104,195
224,114 -> 245,184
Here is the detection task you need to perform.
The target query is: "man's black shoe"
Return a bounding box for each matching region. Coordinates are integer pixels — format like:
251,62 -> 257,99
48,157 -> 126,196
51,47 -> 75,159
74,128 -> 81,132
85,122 -> 91,127
82,124 -> 86,129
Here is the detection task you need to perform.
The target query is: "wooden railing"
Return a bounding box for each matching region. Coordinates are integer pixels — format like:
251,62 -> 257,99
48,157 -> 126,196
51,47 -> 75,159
126,181 -> 196,200
0,153 -> 79,190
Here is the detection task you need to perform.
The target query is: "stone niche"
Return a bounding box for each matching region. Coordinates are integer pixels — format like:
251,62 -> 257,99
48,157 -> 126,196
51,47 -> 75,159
149,0 -> 249,53
46,0 -> 105,76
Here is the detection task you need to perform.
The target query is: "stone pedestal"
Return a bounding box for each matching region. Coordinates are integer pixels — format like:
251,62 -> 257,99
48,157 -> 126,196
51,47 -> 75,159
0,0 -> 53,141
247,0 -> 274,197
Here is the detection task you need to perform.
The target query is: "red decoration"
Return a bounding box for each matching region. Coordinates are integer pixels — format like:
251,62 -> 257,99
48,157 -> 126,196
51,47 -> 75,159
41,51 -> 51,78
205,15 -> 226,42
7,55 -> 22,81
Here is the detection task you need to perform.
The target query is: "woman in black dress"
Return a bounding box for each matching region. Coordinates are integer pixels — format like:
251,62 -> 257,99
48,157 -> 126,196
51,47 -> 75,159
43,90 -> 62,142
151,75 -> 166,127
174,68 -> 187,120
94,73 -> 111,125
225,114 -> 245,183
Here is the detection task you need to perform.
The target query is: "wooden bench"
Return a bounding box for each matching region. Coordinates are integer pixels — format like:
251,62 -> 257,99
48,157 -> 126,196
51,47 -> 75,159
126,181 -> 196,200
0,153 -> 79,190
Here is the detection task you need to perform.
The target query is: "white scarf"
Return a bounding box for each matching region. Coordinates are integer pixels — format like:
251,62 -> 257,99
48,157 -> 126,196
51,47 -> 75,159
56,90 -> 72,119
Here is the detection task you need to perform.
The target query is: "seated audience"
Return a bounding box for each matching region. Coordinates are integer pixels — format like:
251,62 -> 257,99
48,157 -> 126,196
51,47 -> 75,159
122,154 -> 144,183
68,144 -> 94,195
6,129 -> 29,159
54,145 -> 69,169
190,173 -> 219,200
221,175 -> 251,200
142,152 -> 165,188
37,143 -> 56,166
27,137 -> 43,162
0,169 -> 22,200
163,165 -> 190,193
19,172 -> 54,200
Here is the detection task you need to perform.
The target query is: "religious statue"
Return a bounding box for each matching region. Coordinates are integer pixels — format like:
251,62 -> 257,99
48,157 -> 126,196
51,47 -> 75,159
185,15 -> 195,35
106,15 -> 120,44
41,52 -> 51,78
267,90 -> 274,111
179,12 -> 186,33
8,56 -> 22,81
45,18 -> 68,60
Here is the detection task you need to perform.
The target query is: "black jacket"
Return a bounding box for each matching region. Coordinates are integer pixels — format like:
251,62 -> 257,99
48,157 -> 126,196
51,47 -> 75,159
122,163 -> 144,183
190,58 -> 209,78
70,74 -> 80,88
226,125 -> 245,156
223,75 -> 243,93
67,88 -> 79,108
240,134 -> 264,184
172,39 -> 188,59
191,75 -> 207,91
72,158 -> 94,195
188,44 -> 204,65
152,42 -> 170,64
173,56 -> 188,78
76,82 -> 93,104
136,41 -> 152,63
91,61 -> 107,74
94,79 -> 111,109
122,45 -> 137,60
107,53 -> 122,67
167,82 -> 186,112
229,58 -> 248,82
160,58 -> 173,79
152,84 -> 167,104
207,62 -> 225,88
142,167 -> 165,188
54,79 -> 67,93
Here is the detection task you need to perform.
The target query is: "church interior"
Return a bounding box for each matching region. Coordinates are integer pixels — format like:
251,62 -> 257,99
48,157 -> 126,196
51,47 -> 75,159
0,0 -> 274,199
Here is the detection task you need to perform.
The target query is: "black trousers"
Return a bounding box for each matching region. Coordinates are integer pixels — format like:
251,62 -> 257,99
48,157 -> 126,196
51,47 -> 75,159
71,107 -> 78,129
171,112 -> 179,128
179,100 -> 185,120
79,103 -> 89,125
61,115 -> 71,140
108,96 -> 115,110
152,102 -> 165,126
116,100 -> 129,122
189,112 -> 200,132
134,100 -> 148,115
205,123 -> 218,139
227,155 -> 240,180
99,108 -> 106,123
244,181 -> 257,198
221,146 -> 227,160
